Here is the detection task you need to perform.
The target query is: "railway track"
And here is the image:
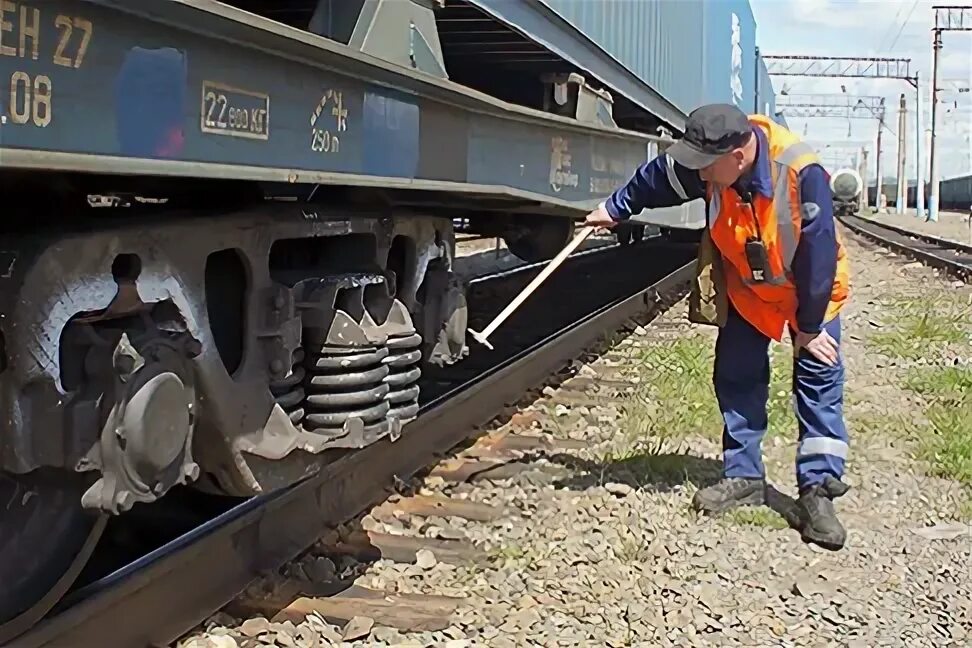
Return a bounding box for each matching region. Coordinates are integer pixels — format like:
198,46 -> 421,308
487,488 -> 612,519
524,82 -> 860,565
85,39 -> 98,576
166,223 -> 972,647
5,241 -> 695,648
837,214 -> 972,280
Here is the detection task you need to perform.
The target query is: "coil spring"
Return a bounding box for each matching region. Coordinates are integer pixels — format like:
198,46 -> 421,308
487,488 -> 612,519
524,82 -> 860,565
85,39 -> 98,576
302,343 -> 391,440
269,348 -> 305,426
384,332 -> 422,423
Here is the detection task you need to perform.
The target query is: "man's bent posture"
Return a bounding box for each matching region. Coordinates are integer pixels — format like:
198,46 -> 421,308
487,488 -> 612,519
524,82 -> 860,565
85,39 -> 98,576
585,104 -> 852,551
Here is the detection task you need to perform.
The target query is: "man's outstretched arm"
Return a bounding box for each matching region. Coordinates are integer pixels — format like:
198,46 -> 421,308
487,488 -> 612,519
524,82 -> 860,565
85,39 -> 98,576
588,154 -> 705,226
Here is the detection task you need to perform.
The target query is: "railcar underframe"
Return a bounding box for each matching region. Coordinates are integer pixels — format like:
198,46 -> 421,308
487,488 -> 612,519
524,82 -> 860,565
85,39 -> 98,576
0,0 -> 690,633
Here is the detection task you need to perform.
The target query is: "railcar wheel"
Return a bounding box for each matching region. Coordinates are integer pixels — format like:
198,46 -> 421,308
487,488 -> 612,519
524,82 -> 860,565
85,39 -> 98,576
502,217 -> 575,263
0,471 -> 106,642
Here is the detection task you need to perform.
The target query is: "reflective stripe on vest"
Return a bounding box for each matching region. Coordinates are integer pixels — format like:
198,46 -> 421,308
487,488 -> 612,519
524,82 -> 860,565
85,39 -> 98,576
771,140 -> 817,275
771,162 -> 797,279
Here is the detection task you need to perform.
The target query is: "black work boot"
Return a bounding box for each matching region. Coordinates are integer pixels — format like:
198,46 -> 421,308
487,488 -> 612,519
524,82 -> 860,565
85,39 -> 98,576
796,475 -> 850,551
692,477 -> 766,514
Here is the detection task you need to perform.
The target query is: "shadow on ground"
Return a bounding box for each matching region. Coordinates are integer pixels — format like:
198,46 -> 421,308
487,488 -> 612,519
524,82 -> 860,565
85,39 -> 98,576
546,450 -> 804,530
547,450 -> 723,493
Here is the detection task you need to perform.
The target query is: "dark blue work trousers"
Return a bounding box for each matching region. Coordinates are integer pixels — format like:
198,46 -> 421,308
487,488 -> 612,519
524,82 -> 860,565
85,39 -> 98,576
713,306 -> 848,489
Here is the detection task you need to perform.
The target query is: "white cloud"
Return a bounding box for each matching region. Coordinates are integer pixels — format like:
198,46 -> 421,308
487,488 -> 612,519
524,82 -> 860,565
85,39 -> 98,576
752,0 -> 972,179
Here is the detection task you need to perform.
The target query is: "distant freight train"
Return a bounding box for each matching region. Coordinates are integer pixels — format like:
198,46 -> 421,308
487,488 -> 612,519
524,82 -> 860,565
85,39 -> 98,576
878,173 -> 972,211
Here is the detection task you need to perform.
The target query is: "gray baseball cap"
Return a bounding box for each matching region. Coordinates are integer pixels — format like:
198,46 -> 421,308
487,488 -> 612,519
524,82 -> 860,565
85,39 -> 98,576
666,103 -> 754,169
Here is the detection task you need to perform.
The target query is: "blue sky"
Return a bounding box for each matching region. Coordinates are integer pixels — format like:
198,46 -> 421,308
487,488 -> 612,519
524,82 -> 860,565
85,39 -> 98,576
750,0 -> 971,181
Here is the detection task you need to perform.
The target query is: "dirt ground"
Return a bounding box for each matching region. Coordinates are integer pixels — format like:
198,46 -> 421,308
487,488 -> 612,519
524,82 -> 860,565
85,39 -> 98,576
182,226 -> 971,647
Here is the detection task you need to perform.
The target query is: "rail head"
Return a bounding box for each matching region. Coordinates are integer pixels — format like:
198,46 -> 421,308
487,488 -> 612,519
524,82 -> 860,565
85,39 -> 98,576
837,214 -> 972,280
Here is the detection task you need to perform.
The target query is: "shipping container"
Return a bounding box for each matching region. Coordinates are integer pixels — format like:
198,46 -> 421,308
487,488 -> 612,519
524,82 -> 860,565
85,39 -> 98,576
538,0 -> 764,114
940,173 -> 972,211
701,0 -> 758,112
538,0 -> 702,112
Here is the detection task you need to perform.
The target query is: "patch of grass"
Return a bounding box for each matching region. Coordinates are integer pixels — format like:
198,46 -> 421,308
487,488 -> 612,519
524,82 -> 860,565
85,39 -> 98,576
724,506 -> 788,530
847,410 -> 910,439
904,366 -> 972,398
618,333 -> 803,449
613,530 -> 651,564
920,401 -> 972,485
613,335 -> 721,445
869,294 -> 972,360
766,343 -> 797,438
901,365 -> 972,503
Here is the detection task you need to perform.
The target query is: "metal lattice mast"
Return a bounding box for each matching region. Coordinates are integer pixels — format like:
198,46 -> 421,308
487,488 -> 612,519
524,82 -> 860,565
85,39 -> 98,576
774,94 -> 886,110
929,5 -> 972,221
774,95 -> 887,120
764,54 -> 918,213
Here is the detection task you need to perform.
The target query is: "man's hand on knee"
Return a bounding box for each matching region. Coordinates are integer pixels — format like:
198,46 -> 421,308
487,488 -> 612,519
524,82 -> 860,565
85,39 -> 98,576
793,329 -> 839,366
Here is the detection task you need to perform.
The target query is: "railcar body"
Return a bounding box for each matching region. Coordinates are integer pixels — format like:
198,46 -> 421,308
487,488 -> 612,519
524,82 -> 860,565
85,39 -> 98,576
939,173 -> 972,212
899,174 -> 972,211
0,0 -> 780,634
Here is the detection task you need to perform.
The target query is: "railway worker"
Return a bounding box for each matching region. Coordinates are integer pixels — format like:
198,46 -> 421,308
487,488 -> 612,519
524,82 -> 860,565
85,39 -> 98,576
584,103 -> 851,551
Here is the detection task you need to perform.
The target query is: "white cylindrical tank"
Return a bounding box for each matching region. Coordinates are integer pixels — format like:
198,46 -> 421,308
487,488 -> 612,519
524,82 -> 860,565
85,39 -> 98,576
830,168 -> 863,203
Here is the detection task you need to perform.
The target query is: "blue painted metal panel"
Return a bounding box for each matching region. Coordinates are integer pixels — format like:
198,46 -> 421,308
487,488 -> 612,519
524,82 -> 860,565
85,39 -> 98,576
362,91 -> 421,178
539,0 -> 706,113
0,0 -> 654,208
115,47 -> 188,158
529,0 -> 801,134
701,0 -> 757,112
467,0 -> 686,129
537,0 -> 767,115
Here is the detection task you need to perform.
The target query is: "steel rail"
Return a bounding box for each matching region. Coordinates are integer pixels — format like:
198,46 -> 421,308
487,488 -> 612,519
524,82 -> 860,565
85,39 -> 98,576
849,213 -> 972,254
7,259 -> 694,648
838,214 -> 972,280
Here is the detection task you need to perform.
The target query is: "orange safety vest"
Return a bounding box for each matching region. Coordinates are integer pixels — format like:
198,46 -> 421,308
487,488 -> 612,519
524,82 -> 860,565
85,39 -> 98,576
706,114 -> 850,341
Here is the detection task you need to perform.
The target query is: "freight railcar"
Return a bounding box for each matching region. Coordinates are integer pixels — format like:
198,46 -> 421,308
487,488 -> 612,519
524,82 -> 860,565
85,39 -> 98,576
0,0 -> 779,634
902,174 -> 972,211
940,173 -> 972,212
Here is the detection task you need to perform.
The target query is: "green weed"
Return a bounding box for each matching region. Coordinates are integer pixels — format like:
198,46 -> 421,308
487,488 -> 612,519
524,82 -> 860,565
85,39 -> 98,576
869,294 -> 971,360
489,543 -> 528,566
618,336 -> 721,443
620,334 -> 803,447
901,365 -> 972,503
904,366 -> 972,399
920,401 -> 972,486
766,343 -> 797,438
